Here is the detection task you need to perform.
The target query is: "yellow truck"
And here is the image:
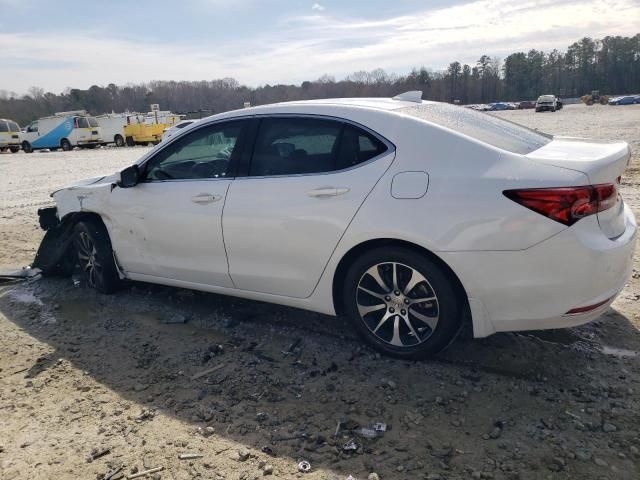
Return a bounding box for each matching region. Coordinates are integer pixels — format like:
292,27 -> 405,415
124,111 -> 182,146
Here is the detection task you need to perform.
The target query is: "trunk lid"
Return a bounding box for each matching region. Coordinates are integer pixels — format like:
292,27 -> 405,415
526,137 -> 631,239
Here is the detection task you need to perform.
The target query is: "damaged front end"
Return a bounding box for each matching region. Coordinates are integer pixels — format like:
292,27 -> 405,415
32,206 -> 77,276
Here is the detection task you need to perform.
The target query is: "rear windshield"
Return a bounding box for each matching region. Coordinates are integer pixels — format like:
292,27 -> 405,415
400,103 -> 551,154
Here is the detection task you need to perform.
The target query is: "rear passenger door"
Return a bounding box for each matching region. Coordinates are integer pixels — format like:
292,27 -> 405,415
223,116 -> 395,298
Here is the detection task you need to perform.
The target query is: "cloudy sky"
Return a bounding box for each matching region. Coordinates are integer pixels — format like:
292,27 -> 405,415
0,0 -> 638,94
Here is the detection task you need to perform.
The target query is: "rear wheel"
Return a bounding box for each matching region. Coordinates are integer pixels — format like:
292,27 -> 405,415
22,141 -> 33,153
61,139 -> 72,151
72,219 -> 122,294
114,135 -> 125,147
9,146 -> 20,153
343,247 -> 463,359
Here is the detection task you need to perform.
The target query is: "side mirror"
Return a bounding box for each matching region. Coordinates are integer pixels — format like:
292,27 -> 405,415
117,165 -> 140,188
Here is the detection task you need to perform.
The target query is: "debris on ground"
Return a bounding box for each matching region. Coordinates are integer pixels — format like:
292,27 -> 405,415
178,453 -> 203,460
126,466 -> 164,479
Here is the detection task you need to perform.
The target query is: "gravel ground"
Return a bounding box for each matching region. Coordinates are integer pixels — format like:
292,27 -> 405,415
1,104 -> 640,480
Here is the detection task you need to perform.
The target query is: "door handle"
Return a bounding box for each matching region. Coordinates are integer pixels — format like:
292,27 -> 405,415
307,187 -> 350,198
191,193 -> 222,204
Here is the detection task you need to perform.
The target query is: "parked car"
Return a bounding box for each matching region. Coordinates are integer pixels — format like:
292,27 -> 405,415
0,119 -> 22,153
518,100 -> 536,109
35,93 -> 636,358
22,111 -> 102,152
535,95 -> 561,112
162,119 -> 198,141
608,96 -> 638,106
489,102 -> 511,111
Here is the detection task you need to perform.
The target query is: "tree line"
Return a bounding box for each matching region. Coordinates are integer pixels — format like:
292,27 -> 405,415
1,34 -> 638,126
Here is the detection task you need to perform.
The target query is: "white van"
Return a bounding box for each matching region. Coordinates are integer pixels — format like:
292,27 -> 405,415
96,113 -> 128,147
21,110 -> 102,152
0,119 -> 21,153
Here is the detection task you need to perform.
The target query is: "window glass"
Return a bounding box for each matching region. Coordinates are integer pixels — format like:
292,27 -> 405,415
400,104 -> 551,154
27,122 -> 38,133
0,121 -> 7,133
87,117 -> 99,128
335,125 -> 388,170
249,118 -> 342,176
145,121 -> 242,181
7,121 -> 20,132
76,117 -> 89,128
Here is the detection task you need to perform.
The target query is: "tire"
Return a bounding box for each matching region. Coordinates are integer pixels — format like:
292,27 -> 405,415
343,247 -> 463,359
61,139 -> 72,151
72,219 -> 122,294
114,135 -> 125,147
22,141 -> 33,153
9,146 -> 20,153
126,136 -> 135,147
49,148 -> 58,152
551,107 -> 556,112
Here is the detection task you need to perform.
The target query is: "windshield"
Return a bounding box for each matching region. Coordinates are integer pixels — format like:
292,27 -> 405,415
400,103 -> 552,155
1,120 -> 20,132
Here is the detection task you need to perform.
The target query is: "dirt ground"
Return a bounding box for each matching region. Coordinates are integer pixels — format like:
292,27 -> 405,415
1,103 -> 640,480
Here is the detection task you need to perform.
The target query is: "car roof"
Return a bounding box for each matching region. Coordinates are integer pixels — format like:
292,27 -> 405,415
240,97 -> 437,114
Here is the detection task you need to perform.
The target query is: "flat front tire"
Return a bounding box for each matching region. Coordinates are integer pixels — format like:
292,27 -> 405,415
73,220 -> 122,294
343,247 -> 463,359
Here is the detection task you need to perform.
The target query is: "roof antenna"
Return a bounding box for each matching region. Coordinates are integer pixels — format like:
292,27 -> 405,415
392,91 -> 423,103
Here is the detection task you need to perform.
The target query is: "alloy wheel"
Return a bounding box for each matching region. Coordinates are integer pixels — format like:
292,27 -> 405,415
76,231 -> 103,288
356,262 -> 439,347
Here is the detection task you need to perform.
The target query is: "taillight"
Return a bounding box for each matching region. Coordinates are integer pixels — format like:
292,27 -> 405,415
503,183 -> 617,226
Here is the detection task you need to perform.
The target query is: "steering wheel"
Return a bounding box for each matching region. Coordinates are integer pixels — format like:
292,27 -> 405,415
191,159 -> 229,178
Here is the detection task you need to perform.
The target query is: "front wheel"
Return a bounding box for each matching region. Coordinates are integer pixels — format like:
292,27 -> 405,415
343,247 -> 464,359
125,136 -> 135,147
61,139 -> 72,151
73,220 -> 122,294
22,141 -> 33,153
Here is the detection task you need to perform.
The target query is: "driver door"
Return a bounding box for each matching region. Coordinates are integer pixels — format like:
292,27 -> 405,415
107,119 -> 249,287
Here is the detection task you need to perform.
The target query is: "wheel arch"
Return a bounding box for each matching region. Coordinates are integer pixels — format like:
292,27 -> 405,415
331,238 -> 472,334
33,209 -> 111,275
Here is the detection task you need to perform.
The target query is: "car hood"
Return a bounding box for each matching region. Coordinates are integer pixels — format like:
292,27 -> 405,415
51,173 -> 118,196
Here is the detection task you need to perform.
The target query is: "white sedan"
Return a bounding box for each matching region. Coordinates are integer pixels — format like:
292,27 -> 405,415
35,92 -> 637,358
